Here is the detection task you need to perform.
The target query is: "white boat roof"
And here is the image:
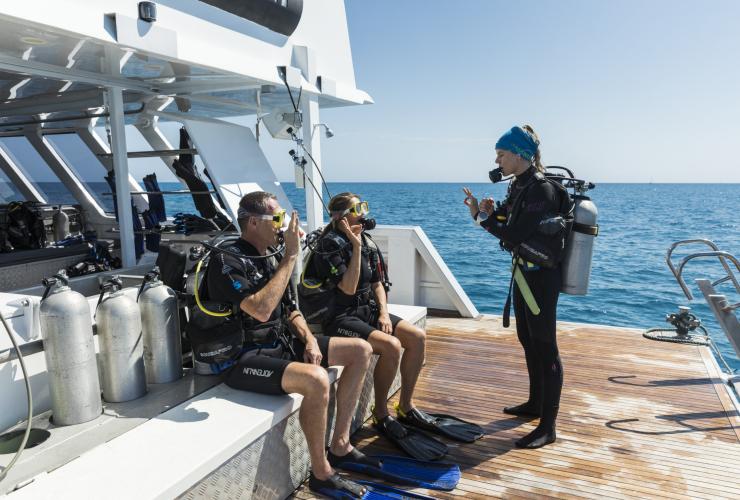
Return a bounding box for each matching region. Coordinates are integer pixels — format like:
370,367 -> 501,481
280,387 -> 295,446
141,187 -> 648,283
0,0 -> 372,131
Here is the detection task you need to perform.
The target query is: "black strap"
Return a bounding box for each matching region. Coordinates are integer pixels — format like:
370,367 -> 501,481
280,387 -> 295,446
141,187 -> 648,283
573,222 -> 599,236
363,233 -> 391,292
502,267 -> 516,328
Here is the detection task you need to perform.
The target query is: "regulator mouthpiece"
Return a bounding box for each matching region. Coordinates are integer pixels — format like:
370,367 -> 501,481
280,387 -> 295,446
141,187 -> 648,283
489,167 -> 504,184
360,217 -> 376,231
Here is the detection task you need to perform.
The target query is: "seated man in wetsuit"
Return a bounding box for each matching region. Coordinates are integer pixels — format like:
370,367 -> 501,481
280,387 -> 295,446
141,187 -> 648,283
305,193 -> 482,460
195,191 -> 373,497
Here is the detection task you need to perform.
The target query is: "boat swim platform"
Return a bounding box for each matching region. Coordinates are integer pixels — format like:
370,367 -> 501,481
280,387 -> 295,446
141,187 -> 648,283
294,315 -> 740,500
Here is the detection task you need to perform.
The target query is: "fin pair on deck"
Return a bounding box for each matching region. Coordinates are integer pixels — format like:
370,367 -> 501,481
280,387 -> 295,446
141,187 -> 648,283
311,447 -> 459,499
372,405 -> 484,462
311,408 -> 483,498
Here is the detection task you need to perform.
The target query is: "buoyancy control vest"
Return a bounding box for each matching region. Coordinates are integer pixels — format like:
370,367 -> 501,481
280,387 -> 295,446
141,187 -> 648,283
504,171 -> 574,269
6,201 -> 46,250
186,240 -> 292,371
299,229 -> 390,325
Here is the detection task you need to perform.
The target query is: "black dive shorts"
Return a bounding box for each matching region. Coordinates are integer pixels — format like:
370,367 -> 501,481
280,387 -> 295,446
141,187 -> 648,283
324,304 -> 402,341
223,336 -> 330,395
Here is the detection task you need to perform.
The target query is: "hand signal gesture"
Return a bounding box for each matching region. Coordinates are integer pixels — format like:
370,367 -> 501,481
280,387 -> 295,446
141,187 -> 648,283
338,219 -> 362,247
463,187 -> 479,216
284,210 -> 301,257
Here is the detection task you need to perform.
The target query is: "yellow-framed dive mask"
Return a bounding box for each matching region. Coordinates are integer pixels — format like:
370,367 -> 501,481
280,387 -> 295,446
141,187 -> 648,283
345,201 -> 369,217
251,209 -> 286,229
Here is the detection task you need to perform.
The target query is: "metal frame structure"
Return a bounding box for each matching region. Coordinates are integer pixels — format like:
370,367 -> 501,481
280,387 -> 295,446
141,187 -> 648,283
667,239 -> 740,362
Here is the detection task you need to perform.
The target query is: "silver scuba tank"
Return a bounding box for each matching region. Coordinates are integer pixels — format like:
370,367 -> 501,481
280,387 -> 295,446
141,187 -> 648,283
52,206 -> 69,242
96,277 -> 147,402
561,195 -> 599,295
138,269 -> 183,384
40,271 -> 102,426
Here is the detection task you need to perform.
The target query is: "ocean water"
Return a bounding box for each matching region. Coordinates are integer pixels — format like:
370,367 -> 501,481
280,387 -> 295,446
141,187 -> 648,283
20,181 -> 740,371
286,182 -> 740,372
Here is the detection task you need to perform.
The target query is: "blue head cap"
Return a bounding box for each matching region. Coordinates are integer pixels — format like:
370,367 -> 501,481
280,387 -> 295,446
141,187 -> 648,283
495,126 -> 539,162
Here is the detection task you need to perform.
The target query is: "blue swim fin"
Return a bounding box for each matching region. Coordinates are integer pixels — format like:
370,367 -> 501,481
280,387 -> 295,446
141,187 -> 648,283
356,481 -> 437,499
329,449 -> 460,491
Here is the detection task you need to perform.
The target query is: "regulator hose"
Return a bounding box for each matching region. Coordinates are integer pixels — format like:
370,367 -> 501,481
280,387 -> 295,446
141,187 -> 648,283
0,310 -> 33,483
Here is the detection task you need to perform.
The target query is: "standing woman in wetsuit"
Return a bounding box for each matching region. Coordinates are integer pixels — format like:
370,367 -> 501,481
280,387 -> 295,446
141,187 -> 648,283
463,125 -> 564,449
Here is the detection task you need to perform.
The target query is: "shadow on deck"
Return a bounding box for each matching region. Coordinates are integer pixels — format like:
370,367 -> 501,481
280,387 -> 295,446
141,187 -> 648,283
294,315 -> 740,499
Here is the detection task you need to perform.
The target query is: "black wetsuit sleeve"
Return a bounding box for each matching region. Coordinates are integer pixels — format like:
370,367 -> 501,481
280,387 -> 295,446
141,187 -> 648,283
481,181 -> 557,248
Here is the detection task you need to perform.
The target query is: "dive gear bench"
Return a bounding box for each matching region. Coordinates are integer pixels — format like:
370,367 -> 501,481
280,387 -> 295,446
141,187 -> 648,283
3,303 -> 426,499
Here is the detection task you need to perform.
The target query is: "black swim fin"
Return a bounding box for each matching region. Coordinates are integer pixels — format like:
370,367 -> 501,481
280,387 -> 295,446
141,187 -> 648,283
396,405 -> 484,443
373,415 -> 448,461
328,448 -> 459,491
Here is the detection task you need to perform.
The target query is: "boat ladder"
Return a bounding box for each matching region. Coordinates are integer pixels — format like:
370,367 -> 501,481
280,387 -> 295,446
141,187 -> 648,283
667,239 -> 740,379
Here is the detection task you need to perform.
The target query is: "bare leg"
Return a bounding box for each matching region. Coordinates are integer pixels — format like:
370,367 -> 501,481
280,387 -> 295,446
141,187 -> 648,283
393,320 -> 426,412
281,363 -> 333,480
326,338 -> 373,455
366,331 -> 402,418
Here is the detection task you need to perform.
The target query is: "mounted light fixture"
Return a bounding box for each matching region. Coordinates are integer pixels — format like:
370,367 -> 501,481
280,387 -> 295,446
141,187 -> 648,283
312,123 -> 334,139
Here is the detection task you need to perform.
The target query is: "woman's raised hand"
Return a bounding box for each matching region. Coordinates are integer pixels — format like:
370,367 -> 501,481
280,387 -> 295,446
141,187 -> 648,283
463,187 -> 479,216
338,219 -> 362,247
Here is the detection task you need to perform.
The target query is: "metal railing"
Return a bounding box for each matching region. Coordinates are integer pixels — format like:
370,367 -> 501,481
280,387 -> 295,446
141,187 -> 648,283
666,239 -> 740,308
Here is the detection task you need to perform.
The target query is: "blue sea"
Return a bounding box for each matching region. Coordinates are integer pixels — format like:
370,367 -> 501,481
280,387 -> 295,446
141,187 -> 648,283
12,181 -> 740,371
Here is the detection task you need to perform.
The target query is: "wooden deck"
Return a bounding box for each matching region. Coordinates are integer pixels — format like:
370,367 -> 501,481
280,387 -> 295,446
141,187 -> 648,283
295,316 -> 740,499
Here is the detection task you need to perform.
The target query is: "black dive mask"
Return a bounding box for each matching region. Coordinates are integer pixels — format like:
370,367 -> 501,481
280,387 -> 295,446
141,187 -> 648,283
360,217 -> 376,231
489,167 -> 504,183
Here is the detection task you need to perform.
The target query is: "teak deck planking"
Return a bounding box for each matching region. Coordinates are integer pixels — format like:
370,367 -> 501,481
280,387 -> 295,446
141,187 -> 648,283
293,316 -> 740,499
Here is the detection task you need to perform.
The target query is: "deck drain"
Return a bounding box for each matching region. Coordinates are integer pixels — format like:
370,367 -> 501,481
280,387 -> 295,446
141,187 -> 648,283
0,429 -> 51,454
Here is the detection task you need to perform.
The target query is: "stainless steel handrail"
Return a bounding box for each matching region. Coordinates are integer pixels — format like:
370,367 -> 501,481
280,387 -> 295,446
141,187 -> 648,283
666,239 -> 740,300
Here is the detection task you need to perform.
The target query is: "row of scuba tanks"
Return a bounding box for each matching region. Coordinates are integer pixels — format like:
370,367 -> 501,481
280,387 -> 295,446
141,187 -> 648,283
39,269 -> 182,426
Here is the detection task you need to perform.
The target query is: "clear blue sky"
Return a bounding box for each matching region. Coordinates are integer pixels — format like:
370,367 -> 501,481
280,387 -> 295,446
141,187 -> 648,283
3,1 -> 737,185
262,0 -> 740,183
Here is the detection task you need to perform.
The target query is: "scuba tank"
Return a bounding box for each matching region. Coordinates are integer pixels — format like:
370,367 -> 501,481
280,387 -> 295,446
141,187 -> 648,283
138,268 -> 183,384
40,271 -> 102,425
561,193 -> 598,295
52,206 -> 70,242
96,276 -> 147,402
546,167 -> 599,295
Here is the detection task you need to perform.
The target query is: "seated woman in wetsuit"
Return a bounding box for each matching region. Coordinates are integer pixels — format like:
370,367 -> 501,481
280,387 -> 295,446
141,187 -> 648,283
305,193 -> 483,460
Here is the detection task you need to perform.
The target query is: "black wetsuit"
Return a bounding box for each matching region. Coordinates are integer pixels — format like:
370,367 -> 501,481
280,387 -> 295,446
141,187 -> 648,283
201,238 -> 330,395
480,166 -> 564,440
308,230 -> 401,340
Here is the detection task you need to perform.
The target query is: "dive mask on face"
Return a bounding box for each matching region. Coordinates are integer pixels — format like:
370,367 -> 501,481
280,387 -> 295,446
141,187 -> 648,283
240,209 -> 287,229
347,201 -> 369,217
256,209 -> 287,229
